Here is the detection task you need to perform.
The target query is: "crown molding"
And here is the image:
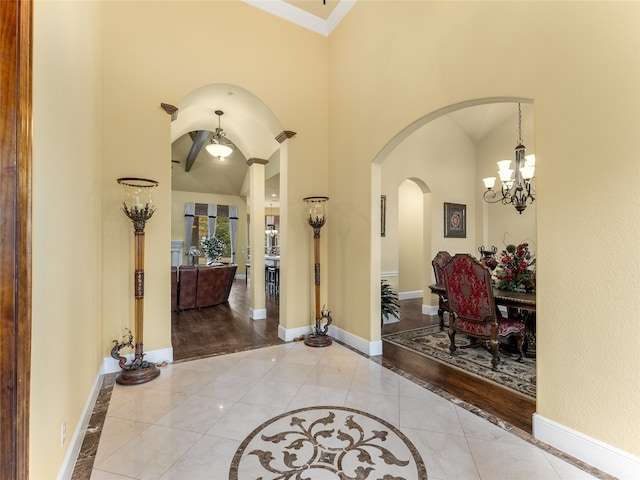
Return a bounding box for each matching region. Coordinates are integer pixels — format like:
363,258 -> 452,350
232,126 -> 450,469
242,0 -> 356,37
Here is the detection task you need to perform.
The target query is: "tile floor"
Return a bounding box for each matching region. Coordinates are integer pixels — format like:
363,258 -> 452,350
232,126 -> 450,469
89,341 -> 604,480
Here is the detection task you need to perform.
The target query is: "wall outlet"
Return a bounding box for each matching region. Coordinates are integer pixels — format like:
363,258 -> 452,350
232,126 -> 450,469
61,421 -> 66,446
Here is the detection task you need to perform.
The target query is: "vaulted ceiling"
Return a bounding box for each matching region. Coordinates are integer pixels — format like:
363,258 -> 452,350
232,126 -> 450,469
170,1 -> 522,203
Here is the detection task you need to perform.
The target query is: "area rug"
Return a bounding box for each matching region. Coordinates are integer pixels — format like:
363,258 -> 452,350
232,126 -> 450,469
229,406 -> 427,480
383,325 -> 536,399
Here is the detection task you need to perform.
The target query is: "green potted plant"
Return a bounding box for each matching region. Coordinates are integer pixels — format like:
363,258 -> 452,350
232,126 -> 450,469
200,235 -> 226,265
381,279 -> 400,325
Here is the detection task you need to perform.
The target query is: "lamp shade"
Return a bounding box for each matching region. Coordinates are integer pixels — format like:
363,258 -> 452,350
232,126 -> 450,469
497,160 -> 512,172
521,166 -> 535,180
482,177 -> 497,189
205,142 -> 233,159
117,177 -> 158,212
303,196 -> 329,227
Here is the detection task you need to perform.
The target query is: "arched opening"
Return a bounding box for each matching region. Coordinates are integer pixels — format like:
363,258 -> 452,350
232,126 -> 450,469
169,83 -> 287,359
374,98 -> 537,420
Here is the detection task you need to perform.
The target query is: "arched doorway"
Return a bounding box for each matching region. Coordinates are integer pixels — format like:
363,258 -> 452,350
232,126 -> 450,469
169,84 -> 287,358
373,99 -> 537,424
373,98 -> 535,335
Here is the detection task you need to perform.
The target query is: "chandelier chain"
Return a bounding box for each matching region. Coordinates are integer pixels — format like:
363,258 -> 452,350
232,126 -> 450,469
517,102 -> 523,145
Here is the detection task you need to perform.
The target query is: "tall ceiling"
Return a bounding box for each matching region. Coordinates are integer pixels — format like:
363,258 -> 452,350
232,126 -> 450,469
170,2 -> 525,204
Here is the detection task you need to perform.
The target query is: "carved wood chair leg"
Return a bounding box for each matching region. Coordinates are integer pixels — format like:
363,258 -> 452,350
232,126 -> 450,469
515,332 -> 525,362
448,328 -> 457,355
490,339 -> 500,370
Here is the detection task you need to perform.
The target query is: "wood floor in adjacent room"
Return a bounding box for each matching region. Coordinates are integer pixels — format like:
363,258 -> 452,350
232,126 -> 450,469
171,280 -> 535,433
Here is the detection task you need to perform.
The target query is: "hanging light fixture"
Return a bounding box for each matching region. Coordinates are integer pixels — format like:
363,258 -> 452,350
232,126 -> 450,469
205,110 -> 235,160
482,103 -> 536,214
265,204 -> 278,236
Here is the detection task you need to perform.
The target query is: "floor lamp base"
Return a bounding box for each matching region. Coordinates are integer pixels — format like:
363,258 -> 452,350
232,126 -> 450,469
115,363 -> 160,386
304,332 -> 332,348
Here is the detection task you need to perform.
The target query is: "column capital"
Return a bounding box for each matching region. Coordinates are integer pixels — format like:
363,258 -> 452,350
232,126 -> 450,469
160,103 -> 178,121
275,131 -> 297,143
247,158 -> 269,166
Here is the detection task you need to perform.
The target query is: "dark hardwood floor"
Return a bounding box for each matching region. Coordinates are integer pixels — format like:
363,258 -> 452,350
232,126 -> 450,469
382,298 -> 535,433
171,279 -> 283,361
171,281 -> 535,433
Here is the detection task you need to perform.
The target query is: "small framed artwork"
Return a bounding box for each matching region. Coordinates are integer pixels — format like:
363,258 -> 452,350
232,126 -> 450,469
444,202 -> 466,238
381,195 -> 386,237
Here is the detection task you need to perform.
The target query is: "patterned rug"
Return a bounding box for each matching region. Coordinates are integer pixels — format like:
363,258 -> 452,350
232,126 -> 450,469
383,325 -> 536,399
229,406 -> 427,479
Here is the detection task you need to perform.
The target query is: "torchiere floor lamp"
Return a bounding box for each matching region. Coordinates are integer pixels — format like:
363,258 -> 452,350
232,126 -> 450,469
111,177 -> 161,385
303,196 -> 333,347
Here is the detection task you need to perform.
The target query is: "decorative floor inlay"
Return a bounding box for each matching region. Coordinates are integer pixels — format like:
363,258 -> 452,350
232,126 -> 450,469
229,406 -> 427,480
383,325 -> 536,398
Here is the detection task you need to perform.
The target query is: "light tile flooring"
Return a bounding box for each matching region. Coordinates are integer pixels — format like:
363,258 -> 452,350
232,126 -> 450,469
90,341 -> 602,480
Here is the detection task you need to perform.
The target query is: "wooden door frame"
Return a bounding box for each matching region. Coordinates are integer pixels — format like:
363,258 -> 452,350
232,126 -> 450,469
1,0 -> 32,478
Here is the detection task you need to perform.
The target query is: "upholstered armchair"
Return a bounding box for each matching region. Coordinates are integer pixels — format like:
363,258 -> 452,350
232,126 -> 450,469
442,254 -> 525,370
431,251 -> 452,330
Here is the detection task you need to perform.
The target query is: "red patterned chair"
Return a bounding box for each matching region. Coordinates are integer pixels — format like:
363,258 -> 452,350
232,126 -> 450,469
431,251 -> 452,330
442,253 -> 525,370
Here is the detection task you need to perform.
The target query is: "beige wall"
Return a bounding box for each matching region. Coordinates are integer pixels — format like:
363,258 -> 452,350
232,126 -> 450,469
30,1 -> 640,477
100,0 -> 329,352
329,0 -> 639,456
32,1 -> 104,477
398,181 -> 424,293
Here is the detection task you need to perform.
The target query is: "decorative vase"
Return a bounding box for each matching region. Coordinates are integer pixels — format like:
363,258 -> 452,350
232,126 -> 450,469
478,245 -> 498,271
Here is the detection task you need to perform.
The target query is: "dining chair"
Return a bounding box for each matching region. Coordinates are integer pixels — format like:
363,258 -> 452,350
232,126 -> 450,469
442,253 -> 525,370
431,251 -> 452,330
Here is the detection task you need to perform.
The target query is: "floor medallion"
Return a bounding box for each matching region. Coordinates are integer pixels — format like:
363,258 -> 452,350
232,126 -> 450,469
229,405 -> 427,479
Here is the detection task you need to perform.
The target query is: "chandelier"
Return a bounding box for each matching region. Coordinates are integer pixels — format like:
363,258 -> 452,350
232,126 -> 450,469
482,103 -> 535,214
265,204 -> 278,236
205,110 -> 235,160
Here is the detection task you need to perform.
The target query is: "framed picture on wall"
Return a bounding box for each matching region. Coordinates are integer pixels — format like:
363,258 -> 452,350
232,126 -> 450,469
444,202 -> 466,238
381,195 -> 386,237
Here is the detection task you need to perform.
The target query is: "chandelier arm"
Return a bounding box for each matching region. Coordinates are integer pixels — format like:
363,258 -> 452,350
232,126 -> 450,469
482,189 -> 506,204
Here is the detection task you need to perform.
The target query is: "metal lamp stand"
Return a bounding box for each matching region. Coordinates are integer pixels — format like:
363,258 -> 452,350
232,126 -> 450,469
303,196 -> 332,347
111,177 -> 161,385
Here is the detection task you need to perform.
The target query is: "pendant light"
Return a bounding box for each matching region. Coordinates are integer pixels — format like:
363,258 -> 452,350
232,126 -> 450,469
205,110 -> 235,160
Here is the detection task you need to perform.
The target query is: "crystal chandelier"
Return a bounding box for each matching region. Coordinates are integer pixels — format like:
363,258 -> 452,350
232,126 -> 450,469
205,110 -> 235,160
482,103 -> 535,214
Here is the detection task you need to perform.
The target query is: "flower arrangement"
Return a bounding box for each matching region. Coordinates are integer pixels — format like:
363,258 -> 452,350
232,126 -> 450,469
492,243 -> 536,292
200,235 -> 226,264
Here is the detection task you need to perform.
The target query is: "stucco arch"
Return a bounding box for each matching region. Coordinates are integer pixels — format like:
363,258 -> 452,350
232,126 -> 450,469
170,82 -> 289,322
172,83 -> 284,161
371,97 -> 534,341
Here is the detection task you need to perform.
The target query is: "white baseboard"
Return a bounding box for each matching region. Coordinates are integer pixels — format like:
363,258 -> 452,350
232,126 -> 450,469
57,373 -> 102,480
422,304 -> 438,316
278,324 -> 382,356
398,290 -> 422,300
278,324 -> 311,342
250,308 -> 267,320
533,413 -> 640,479
102,347 -> 174,375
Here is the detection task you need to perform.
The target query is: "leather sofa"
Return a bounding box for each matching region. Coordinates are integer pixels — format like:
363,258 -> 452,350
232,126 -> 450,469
176,264 -> 237,310
171,266 -> 178,311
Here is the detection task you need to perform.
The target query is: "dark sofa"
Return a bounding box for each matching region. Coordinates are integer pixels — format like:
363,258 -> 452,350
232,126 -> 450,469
174,264 -> 237,310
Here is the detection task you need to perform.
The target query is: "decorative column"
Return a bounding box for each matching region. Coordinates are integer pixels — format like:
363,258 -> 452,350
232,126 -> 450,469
111,177 -> 160,385
303,196 -> 332,347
